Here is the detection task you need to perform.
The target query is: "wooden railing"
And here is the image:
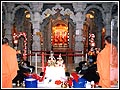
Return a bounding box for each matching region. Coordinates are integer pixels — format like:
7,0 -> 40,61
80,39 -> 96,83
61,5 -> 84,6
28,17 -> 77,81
27,50 -> 85,74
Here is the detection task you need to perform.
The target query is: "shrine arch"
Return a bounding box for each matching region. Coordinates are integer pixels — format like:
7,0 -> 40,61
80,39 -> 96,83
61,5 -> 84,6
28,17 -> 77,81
41,10 -> 75,65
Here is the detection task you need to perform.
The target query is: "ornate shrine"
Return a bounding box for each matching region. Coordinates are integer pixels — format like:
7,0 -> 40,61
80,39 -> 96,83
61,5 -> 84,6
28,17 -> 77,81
52,23 -> 68,48
41,8 -> 75,64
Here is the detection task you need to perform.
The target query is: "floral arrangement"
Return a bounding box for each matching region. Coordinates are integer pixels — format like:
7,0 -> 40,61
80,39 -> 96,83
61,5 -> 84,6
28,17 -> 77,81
47,51 -> 56,66
56,54 -> 65,67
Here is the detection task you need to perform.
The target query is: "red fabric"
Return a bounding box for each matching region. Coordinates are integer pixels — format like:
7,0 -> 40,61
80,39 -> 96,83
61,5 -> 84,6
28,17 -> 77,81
24,73 -> 45,82
39,64 -> 46,82
23,73 -> 30,77
67,77 -> 73,87
71,72 -> 79,82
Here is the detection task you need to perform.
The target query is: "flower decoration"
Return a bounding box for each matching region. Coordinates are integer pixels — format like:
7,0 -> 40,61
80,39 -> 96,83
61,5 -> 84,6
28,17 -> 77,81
55,80 -> 62,85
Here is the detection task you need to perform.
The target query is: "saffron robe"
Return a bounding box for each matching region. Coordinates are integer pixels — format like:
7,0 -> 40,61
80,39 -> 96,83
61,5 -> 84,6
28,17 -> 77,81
97,44 -> 118,88
2,45 -> 19,88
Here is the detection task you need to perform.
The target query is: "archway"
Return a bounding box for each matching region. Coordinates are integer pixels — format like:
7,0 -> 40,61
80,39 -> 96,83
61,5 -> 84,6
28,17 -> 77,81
13,6 -> 33,54
41,9 -> 75,65
83,7 -> 104,53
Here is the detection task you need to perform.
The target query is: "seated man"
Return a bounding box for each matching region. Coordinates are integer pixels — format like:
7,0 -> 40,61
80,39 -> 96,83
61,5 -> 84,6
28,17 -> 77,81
78,61 -> 100,84
12,54 -> 35,85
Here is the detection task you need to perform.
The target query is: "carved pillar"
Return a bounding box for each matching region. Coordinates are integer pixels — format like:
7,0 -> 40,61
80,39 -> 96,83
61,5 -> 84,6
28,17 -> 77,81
73,2 -> 86,63
104,13 -> 112,36
74,20 -> 84,63
30,3 -> 43,64
4,3 -> 14,47
4,21 -> 13,47
32,25 -> 41,62
102,3 -> 112,36
111,16 -> 118,49
48,18 -> 52,51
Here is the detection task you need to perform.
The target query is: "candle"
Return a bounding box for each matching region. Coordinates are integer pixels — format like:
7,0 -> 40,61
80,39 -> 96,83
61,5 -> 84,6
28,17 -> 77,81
30,50 -> 31,66
82,51 -> 84,61
42,52 -> 44,72
86,53 -> 87,61
35,53 -> 37,74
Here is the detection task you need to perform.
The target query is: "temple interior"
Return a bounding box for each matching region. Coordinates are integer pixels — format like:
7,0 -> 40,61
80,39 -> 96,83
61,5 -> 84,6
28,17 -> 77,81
2,1 -> 118,89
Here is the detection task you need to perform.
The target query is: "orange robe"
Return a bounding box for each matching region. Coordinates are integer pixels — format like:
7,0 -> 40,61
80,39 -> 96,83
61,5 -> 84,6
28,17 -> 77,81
110,44 -> 118,85
2,44 -> 19,88
97,44 -> 118,88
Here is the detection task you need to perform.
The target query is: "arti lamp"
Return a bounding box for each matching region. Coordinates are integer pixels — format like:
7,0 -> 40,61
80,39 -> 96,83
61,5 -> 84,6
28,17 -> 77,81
14,40 -> 18,44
